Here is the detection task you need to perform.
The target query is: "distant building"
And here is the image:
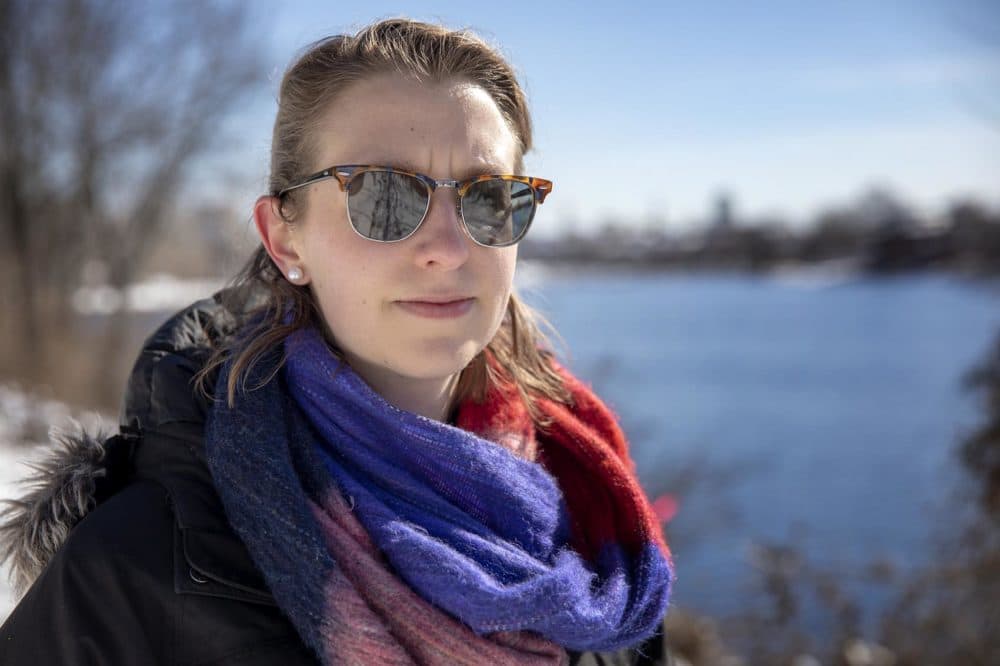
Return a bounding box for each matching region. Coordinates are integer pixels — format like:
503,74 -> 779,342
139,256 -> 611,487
711,192 -> 734,229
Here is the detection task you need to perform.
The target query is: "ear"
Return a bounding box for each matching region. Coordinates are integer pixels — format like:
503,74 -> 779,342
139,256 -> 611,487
254,196 -> 310,285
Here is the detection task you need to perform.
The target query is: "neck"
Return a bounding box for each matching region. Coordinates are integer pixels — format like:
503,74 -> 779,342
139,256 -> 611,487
345,354 -> 460,422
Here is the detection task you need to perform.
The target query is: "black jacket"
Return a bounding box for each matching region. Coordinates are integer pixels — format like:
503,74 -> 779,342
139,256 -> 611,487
0,293 -> 669,665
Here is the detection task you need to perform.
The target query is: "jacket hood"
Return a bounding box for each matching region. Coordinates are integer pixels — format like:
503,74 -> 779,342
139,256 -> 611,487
1,291 -> 239,599
0,425 -> 125,597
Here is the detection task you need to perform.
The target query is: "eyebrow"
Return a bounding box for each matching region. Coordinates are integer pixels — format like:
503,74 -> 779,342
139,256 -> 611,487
367,160 -> 511,178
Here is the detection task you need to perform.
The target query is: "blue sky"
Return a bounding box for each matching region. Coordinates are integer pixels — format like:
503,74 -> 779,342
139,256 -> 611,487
233,0 -> 1000,234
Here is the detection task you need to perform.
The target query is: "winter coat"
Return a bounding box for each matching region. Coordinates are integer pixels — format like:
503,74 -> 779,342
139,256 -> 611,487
0,292 -> 672,665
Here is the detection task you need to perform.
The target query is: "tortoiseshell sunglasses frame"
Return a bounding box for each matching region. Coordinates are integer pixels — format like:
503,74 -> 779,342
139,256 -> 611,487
275,164 -> 553,247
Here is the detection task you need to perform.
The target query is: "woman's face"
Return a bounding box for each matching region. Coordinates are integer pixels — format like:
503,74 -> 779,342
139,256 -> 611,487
283,73 -> 520,405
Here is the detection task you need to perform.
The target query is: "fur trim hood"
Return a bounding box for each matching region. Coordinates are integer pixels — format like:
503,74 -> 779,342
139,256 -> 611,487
0,424 -> 131,597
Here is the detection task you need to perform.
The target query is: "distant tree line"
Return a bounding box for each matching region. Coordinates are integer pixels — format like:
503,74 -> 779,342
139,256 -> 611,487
522,188 -> 1000,277
0,0 -> 261,402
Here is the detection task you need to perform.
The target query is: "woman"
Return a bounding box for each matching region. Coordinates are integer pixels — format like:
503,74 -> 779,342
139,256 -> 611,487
0,19 -> 674,665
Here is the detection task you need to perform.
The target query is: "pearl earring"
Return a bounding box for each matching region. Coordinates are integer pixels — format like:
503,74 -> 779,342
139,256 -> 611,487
287,267 -> 303,282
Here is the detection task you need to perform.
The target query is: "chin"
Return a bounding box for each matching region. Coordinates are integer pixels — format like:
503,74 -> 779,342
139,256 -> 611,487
395,340 -> 482,379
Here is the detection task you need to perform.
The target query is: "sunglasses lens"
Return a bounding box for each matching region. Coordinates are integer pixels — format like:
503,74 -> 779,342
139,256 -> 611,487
346,170 -> 538,246
347,170 -> 428,241
462,179 -> 536,246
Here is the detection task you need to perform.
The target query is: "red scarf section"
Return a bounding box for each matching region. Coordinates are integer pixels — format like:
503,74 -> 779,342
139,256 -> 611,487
454,358 -> 672,566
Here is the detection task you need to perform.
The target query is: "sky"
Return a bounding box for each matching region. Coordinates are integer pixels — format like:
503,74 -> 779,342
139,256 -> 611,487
228,0 -> 1000,235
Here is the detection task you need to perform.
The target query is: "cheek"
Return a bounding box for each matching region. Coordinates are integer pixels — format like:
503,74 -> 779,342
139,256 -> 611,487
484,248 -> 517,316
499,247 -> 518,290
311,268 -> 386,361
300,225 -> 382,334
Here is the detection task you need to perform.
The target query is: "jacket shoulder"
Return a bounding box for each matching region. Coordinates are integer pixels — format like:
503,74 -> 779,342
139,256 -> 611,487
0,292 -> 248,604
0,293 -> 231,596
121,291 -> 240,430
0,480 -> 176,663
1,479 -> 315,665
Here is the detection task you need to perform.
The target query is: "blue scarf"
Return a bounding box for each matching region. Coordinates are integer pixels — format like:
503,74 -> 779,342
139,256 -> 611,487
205,326 -> 673,662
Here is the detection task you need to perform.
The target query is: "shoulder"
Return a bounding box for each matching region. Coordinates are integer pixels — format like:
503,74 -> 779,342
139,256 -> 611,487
121,289 -> 242,430
0,479 -> 176,662
1,292 -> 319,664
2,477 -> 316,665
0,291 -> 238,594
56,478 -> 173,567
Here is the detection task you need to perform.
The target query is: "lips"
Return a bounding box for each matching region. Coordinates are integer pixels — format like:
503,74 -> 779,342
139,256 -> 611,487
401,296 -> 471,304
394,297 -> 475,319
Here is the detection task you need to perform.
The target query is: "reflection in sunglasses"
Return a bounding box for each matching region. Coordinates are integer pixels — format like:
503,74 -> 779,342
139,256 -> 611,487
321,167 -> 548,246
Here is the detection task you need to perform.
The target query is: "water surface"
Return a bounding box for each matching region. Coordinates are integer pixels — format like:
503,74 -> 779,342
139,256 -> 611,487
517,267 -> 999,629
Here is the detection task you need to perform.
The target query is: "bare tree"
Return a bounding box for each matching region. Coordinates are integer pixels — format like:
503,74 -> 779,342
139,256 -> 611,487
0,0 -> 261,398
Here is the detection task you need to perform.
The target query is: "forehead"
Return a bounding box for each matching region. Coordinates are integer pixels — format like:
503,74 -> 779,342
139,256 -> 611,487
314,74 -> 519,176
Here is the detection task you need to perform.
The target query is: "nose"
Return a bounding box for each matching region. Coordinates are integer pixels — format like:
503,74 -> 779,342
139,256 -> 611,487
411,186 -> 471,270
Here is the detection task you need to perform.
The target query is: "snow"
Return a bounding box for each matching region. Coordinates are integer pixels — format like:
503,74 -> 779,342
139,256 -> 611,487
0,443 -> 38,621
72,273 -> 225,315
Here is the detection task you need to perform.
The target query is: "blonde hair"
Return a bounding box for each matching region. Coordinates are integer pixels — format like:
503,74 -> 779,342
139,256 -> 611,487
196,18 -> 571,422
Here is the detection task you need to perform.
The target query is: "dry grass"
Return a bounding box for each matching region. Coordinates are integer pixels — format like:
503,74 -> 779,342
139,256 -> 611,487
0,314 -> 150,415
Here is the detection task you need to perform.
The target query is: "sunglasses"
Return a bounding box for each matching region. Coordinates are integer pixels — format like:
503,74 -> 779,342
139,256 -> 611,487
276,165 -> 553,248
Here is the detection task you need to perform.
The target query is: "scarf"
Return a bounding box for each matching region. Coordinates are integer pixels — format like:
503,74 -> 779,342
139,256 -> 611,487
204,326 -> 674,665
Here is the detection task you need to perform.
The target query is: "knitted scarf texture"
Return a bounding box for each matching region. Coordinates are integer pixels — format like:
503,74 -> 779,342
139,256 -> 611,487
204,326 -> 674,665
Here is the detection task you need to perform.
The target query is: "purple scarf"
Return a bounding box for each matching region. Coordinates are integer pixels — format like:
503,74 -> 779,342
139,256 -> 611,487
204,326 -> 673,663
